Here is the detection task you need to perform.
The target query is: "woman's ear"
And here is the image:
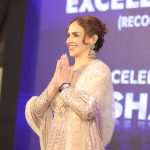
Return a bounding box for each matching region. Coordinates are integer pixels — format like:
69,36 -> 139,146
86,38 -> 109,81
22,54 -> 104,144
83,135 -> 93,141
91,34 -> 98,44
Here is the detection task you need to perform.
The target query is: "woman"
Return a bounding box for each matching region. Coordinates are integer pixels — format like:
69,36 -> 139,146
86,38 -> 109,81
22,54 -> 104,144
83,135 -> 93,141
25,16 -> 115,150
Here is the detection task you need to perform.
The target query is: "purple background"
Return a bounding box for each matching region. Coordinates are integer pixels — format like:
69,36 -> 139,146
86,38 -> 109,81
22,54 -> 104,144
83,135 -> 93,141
15,0 -> 150,150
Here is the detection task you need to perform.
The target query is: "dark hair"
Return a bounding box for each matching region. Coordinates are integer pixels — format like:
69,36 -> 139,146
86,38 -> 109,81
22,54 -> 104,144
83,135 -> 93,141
67,16 -> 108,52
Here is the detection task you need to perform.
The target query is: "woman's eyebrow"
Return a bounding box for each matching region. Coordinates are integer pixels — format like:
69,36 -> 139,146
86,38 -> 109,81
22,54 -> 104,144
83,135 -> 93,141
67,31 -> 81,34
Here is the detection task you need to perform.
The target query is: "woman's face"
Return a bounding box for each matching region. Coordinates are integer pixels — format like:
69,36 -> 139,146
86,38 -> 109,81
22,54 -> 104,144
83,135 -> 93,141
66,21 -> 92,58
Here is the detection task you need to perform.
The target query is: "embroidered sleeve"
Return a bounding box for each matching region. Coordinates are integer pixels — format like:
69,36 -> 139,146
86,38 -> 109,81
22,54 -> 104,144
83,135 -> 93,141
25,89 -> 52,135
59,61 -> 115,146
59,87 -> 96,120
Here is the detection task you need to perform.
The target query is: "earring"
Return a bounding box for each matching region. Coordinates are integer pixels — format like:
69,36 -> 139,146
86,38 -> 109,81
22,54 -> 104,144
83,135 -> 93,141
88,44 -> 96,59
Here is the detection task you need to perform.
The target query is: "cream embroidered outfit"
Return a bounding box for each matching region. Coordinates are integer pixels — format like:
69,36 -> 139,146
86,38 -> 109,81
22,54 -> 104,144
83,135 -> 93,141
25,59 -> 115,150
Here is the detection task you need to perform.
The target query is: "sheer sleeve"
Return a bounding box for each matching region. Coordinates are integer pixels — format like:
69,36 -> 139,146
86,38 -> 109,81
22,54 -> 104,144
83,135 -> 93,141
59,60 -> 115,146
25,88 -> 53,135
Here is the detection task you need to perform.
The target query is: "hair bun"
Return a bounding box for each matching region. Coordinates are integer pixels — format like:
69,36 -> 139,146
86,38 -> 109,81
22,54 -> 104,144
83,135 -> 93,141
102,23 -> 108,36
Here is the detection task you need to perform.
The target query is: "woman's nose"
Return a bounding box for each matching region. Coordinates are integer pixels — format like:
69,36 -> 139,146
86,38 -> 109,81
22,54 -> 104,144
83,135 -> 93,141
66,36 -> 72,44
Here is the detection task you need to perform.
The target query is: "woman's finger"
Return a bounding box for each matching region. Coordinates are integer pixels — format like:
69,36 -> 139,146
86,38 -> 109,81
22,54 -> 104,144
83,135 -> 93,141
54,60 -> 58,75
64,54 -> 69,67
60,54 -> 65,69
58,60 -> 62,72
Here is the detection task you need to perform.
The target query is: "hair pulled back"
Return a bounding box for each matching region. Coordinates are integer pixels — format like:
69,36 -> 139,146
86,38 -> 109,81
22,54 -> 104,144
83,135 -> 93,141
68,16 -> 108,52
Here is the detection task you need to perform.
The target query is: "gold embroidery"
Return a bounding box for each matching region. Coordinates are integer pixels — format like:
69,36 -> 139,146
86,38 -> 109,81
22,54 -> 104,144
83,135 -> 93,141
25,59 -> 115,150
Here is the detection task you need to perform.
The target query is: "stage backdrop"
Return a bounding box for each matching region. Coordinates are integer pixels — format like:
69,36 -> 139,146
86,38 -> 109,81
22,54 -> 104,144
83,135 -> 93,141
15,0 -> 150,150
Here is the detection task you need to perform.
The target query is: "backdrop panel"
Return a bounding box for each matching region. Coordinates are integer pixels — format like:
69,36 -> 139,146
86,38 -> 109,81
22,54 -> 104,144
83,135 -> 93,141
16,0 -> 150,150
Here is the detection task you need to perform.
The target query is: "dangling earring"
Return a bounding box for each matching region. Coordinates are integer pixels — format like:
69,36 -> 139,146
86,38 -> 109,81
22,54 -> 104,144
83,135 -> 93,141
88,44 -> 96,59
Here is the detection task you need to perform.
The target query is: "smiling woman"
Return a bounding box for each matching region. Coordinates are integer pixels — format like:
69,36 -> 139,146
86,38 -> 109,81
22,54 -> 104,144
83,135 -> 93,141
66,21 -> 92,58
25,16 -> 115,150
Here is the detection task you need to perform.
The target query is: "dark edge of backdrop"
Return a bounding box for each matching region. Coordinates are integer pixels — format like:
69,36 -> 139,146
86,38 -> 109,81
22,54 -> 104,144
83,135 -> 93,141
0,0 -> 27,149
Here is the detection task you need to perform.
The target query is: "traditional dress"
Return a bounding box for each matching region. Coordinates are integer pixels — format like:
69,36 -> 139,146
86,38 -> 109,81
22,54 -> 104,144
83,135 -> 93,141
25,59 -> 115,150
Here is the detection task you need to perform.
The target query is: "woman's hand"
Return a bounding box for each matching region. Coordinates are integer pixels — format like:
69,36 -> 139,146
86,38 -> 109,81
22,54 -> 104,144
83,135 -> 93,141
46,54 -> 72,101
53,54 -> 73,90
55,54 -> 73,87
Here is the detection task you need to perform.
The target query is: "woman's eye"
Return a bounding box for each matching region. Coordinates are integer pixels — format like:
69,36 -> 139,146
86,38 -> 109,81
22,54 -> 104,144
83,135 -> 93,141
66,33 -> 80,37
74,34 -> 79,37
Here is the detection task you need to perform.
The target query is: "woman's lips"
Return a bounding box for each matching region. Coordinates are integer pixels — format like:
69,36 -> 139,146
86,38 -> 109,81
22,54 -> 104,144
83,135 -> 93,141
69,45 -> 78,51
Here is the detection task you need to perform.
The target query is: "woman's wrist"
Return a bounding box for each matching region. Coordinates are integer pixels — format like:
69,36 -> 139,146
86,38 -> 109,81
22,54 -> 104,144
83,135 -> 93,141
47,84 -> 58,102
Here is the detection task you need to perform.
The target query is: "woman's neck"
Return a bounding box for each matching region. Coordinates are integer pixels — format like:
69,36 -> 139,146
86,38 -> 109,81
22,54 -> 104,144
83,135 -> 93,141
72,56 -> 95,71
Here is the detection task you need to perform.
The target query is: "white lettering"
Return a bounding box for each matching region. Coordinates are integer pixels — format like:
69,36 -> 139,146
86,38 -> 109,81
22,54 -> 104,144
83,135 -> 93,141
66,0 -> 150,14
141,14 -> 150,27
128,16 -> 134,27
124,93 -> 148,120
112,69 -> 150,85
138,70 -> 147,84
147,70 -> 150,84
112,69 -> 121,84
134,15 -> 141,27
66,0 -> 78,14
94,0 -> 109,11
126,0 -> 139,9
121,70 -> 130,84
130,70 -> 137,84
140,0 -> 150,7
79,0 -> 95,13
111,0 -> 124,10
122,16 -> 128,28
114,91 -> 124,118
118,14 -> 150,30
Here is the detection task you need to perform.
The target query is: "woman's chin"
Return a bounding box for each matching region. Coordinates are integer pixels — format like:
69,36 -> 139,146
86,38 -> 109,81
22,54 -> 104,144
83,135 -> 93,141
69,52 -> 76,57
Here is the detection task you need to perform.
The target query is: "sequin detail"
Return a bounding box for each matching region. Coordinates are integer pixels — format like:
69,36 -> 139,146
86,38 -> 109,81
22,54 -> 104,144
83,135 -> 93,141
25,59 -> 115,150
